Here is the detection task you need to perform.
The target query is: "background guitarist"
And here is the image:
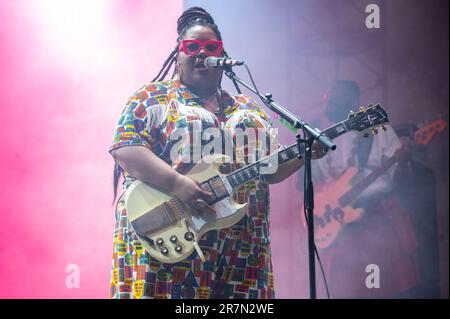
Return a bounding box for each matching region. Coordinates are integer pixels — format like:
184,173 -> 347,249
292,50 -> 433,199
297,80 -> 421,298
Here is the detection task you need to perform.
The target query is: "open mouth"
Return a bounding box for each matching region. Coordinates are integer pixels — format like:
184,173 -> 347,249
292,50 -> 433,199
194,60 -> 208,71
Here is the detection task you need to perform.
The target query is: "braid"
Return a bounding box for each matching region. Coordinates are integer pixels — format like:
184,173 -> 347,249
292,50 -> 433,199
112,162 -> 122,206
151,46 -> 178,82
158,54 -> 176,82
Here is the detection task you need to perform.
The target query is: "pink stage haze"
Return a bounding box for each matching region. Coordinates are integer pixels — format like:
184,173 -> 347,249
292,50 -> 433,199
0,0 -> 181,298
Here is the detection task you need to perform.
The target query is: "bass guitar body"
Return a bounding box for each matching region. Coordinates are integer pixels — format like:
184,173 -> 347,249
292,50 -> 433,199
314,167 -> 364,249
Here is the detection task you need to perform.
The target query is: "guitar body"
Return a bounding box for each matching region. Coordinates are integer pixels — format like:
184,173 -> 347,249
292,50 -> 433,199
314,167 -> 364,249
122,154 -> 247,263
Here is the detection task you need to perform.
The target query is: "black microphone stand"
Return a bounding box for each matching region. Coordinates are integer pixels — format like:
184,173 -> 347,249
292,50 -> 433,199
224,68 -> 336,299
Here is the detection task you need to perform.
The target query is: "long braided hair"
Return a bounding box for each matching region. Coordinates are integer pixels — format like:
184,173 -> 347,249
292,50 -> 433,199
113,7 -> 230,203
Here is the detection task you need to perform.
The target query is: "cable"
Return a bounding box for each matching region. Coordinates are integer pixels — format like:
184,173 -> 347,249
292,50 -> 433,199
303,204 -> 331,299
243,64 -> 266,107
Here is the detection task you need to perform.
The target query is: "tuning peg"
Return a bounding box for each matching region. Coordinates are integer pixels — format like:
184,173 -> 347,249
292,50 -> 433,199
359,106 -> 365,112
362,132 -> 369,138
381,125 -> 387,131
371,128 -> 378,135
349,110 -> 355,118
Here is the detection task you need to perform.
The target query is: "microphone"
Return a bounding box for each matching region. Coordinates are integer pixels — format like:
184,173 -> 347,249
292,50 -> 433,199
203,57 -> 245,68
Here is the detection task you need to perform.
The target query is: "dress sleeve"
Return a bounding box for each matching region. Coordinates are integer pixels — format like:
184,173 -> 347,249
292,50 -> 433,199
109,85 -> 163,153
224,95 -> 280,167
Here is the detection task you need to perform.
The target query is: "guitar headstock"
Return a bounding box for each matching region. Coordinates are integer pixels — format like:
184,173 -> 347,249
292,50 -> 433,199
414,118 -> 447,145
345,104 -> 389,137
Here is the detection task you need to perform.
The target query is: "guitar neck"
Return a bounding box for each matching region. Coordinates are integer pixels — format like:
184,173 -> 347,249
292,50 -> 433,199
339,151 -> 401,207
225,120 -> 352,189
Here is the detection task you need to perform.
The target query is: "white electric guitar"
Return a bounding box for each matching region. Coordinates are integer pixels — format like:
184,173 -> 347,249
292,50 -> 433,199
119,104 -> 389,263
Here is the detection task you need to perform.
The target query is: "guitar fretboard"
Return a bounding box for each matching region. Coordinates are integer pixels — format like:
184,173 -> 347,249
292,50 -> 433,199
225,121 -> 350,189
339,151 -> 400,207
198,104 -> 388,199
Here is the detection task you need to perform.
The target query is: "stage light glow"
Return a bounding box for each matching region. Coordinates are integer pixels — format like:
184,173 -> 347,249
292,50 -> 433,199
27,0 -> 110,68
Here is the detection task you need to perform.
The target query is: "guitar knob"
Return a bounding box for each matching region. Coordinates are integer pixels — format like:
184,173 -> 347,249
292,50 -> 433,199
362,132 -> 369,138
381,125 -> 387,131
160,247 -> 169,255
170,235 -> 178,244
175,245 -> 183,253
371,128 -> 378,135
184,232 -> 194,241
156,238 -> 164,245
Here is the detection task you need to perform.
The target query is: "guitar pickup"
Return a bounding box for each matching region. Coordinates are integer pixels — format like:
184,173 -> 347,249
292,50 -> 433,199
203,176 -> 230,199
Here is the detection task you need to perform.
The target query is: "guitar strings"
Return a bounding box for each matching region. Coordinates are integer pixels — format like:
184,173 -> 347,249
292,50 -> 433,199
226,108 -> 385,188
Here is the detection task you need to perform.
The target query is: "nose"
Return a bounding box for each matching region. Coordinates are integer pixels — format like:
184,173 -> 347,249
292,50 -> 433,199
197,47 -> 208,57
197,45 -> 208,57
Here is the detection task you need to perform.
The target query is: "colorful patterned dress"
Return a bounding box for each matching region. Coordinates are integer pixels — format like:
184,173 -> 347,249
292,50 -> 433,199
109,78 -> 276,299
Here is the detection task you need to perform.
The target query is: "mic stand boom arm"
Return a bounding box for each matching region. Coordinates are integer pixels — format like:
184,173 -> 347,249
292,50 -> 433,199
224,70 -> 336,151
224,70 -> 336,299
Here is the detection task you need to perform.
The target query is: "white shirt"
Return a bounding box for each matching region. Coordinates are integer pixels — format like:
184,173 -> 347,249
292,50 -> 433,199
313,125 -> 402,201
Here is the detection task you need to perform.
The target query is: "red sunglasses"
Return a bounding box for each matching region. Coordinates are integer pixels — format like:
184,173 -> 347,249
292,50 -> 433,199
178,39 -> 223,57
